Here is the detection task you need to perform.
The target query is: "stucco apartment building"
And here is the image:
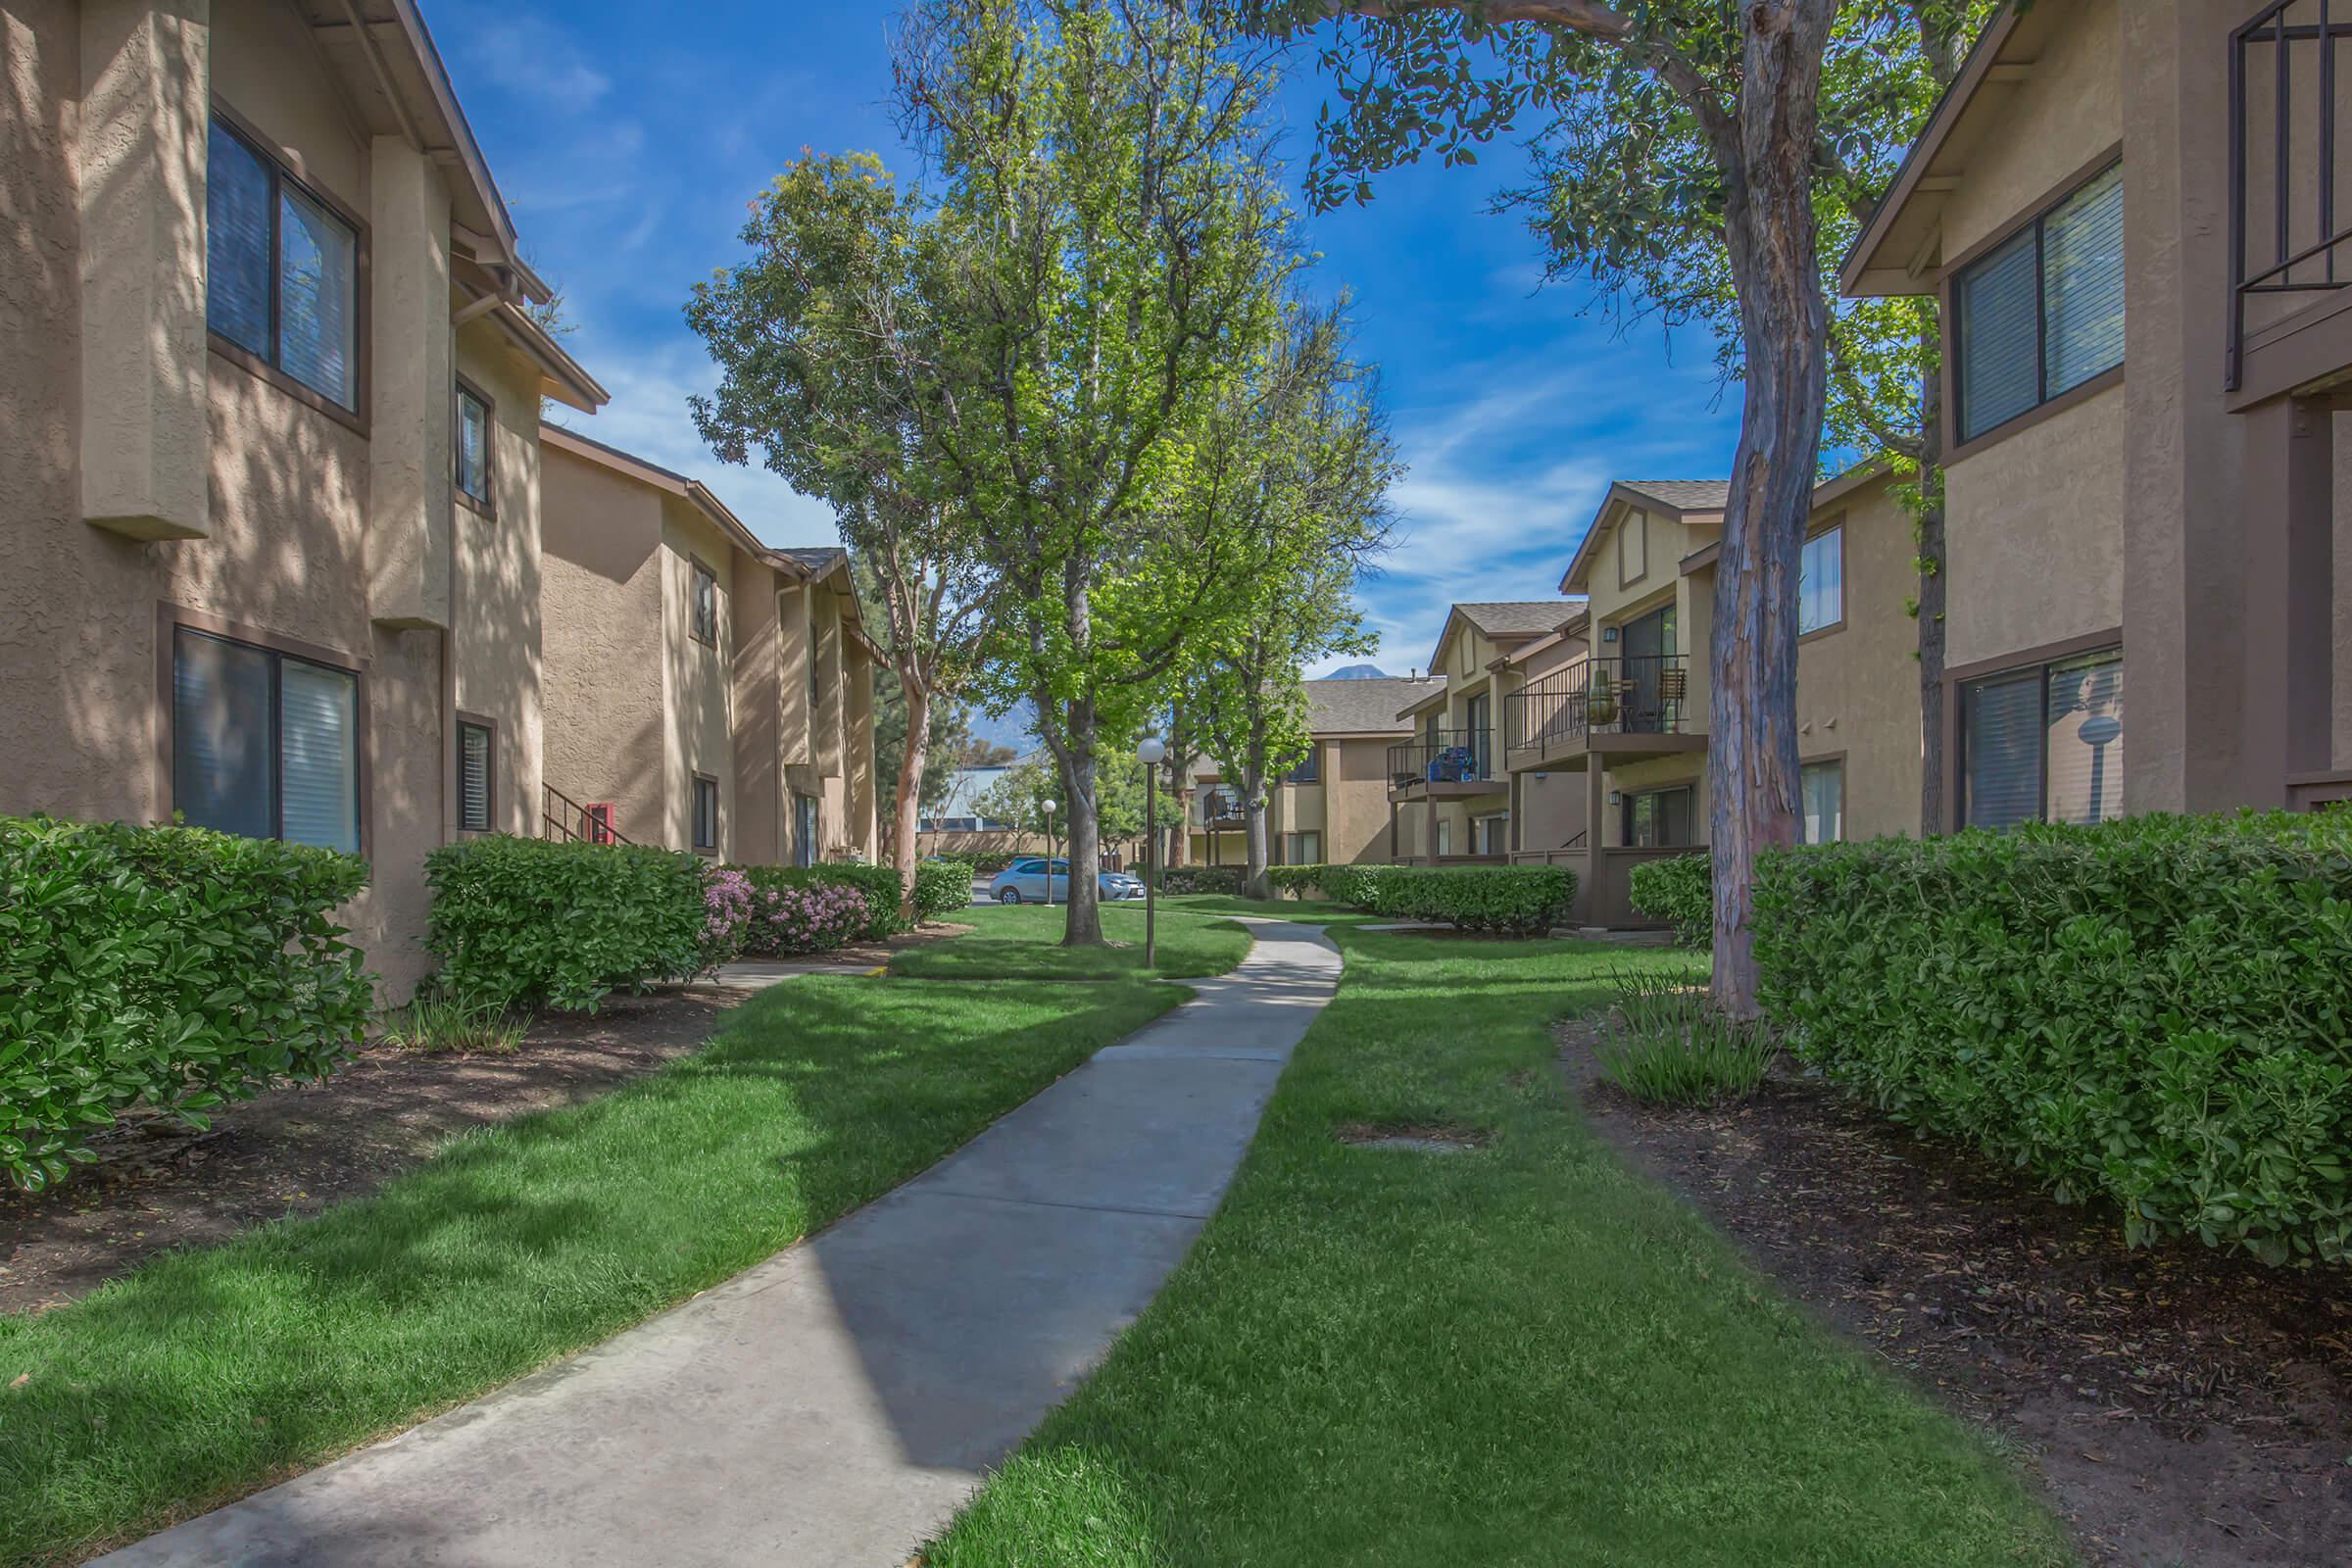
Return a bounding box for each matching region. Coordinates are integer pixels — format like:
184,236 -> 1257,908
1843,0 -> 2352,822
1489,470 -> 1924,924
1189,674 -> 1443,867
0,0 -> 609,995
539,429 -> 879,867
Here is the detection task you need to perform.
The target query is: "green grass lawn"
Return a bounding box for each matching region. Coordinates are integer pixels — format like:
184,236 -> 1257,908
0,972 -> 1188,1567
925,930 -> 2075,1568
892,901 -> 1254,980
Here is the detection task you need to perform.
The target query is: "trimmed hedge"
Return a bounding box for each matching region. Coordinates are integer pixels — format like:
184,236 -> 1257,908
1756,812 -> 2352,1266
913,859 -> 974,922
1266,864 -> 1327,899
1,815 -> 371,1189
1628,853 -> 1713,948
1159,866 -> 1243,896
1291,862 -> 1576,935
426,836 -> 704,1013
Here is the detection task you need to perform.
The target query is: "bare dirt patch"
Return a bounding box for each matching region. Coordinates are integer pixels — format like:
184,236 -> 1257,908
1,989 -> 745,1315
1334,1120 -> 1491,1152
1560,1016 -> 2352,1568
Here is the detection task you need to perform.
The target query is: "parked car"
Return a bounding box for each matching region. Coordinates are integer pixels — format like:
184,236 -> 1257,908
988,858 -> 1146,904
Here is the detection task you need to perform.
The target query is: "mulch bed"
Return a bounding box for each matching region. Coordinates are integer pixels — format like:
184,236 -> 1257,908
0,989 -> 748,1315
1559,1017 -> 2352,1568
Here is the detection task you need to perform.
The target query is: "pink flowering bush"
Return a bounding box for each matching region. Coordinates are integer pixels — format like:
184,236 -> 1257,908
745,881 -> 869,956
698,865 -> 756,971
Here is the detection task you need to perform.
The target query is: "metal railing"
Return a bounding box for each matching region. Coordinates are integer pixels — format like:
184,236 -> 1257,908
1504,655 -> 1692,761
2230,0 -> 2352,387
543,783 -> 630,845
1200,789 -> 1246,823
1386,726 -> 1498,789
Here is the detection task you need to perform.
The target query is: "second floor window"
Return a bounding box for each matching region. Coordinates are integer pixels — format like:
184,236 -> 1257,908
1798,526 -> 1843,634
1284,747 -> 1320,785
207,119 -> 359,411
691,562 -> 719,646
455,383 -> 492,508
1953,162 -> 2124,443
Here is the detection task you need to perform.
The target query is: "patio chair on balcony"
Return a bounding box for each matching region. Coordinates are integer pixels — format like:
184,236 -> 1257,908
1428,746 -> 1476,783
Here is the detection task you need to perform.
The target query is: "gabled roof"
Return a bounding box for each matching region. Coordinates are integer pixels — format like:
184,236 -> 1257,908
1613,480 -> 1732,514
1303,675 -> 1442,736
1424,601 -> 1581,678
1558,479 -> 1730,593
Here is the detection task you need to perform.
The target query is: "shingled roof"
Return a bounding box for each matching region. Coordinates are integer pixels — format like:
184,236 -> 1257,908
773,546 -> 849,575
1303,675 -> 1443,735
1615,480 -> 1732,514
1454,602 -> 1580,639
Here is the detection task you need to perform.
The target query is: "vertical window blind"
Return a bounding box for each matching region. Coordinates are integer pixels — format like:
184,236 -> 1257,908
1963,650 -> 2124,830
457,721 -> 493,833
1798,526 -> 1843,633
206,119 -> 360,410
1954,163 -> 2124,443
172,627 -> 359,852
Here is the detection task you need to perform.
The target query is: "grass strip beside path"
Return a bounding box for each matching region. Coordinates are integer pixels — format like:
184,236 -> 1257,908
927,931 -> 2075,1568
0,973 -> 1188,1567
891,903 -> 1252,981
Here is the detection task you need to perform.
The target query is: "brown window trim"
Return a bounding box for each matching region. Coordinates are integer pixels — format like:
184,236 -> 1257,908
455,710 -> 498,835
1941,629 -> 2124,833
454,375 -> 496,519
692,771 -> 722,856
205,99 -> 372,436
689,555 -> 721,648
153,601 -> 372,860
1796,517 -> 1846,642
1937,145 -> 2125,459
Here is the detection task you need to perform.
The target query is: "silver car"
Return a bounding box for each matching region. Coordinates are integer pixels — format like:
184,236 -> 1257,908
987,858 -> 1145,904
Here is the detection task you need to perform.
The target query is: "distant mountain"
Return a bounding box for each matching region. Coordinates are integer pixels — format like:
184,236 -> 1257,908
961,699 -> 1039,754
1320,663 -> 1392,681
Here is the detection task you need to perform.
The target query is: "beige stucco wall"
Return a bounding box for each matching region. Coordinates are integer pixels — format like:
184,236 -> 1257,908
1936,0 -> 2122,266
540,443 -> 666,849
730,554 -> 784,865
1791,478 -> 1925,840
0,0 -> 554,1001
1943,388 -> 2128,671
450,325 -> 546,839
662,500 -> 735,858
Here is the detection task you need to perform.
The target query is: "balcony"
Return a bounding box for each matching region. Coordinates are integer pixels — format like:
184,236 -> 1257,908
2230,0 -> 2352,400
1503,655 -> 1706,771
1200,789 -> 1247,825
1387,727 -> 1506,798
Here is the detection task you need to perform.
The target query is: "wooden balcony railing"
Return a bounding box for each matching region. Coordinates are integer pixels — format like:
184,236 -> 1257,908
1387,726 -> 1498,789
1504,655 -> 1693,762
2230,0 -> 2352,388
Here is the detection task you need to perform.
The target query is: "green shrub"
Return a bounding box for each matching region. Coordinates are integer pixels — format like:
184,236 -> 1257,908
0,815 -> 371,1189
1755,811 -> 2352,1266
1160,866 -> 1243,896
1266,864 -> 1329,899
737,863 -> 906,942
425,836 -> 704,1013
1628,853 -> 1713,947
1324,865 -> 1574,934
1592,968 -> 1770,1105
913,859 -> 974,921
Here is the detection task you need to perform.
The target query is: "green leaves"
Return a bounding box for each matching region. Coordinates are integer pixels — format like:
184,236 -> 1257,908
1306,863 -> 1575,934
1753,810 -> 2352,1267
1627,852 -> 1712,948
423,837 -> 707,1014
0,815 -> 370,1190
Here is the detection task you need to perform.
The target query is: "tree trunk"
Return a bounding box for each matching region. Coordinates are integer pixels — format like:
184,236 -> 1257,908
1915,345 -> 1948,835
1706,3 -> 1835,1018
1240,764 -> 1271,901
891,670 -> 932,925
1058,694 -> 1104,946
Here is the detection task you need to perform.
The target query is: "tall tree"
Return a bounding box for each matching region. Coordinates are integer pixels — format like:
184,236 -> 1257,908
894,0 -> 1306,947
1185,308 -> 1397,899
1261,0 -> 1982,1013
687,153 -> 997,923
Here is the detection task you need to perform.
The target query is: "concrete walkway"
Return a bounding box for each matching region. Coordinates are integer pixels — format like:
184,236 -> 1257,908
99,920 -> 1343,1568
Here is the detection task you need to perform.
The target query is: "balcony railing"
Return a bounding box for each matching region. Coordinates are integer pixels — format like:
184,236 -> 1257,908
1200,789 -> 1246,823
1387,726 -> 1499,789
2230,0 -> 2352,387
1504,655 -> 1692,762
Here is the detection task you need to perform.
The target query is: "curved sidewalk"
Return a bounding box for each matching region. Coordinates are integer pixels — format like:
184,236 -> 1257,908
99,919 -> 1343,1568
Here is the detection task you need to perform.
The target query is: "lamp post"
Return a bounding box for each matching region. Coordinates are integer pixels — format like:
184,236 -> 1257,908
1043,798 -> 1057,906
1136,738 -> 1165,968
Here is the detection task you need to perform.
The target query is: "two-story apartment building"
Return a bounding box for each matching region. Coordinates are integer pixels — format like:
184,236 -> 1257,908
1842,0 -> 2352,822
1,0 -> 608,996
540,429 -> 879,867
1497,468 -> 1924,925
1386,603 -> 1590,863
1189,674 -> 1444,866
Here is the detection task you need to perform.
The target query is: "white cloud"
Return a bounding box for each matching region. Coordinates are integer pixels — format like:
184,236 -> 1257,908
451,9 -> 612,110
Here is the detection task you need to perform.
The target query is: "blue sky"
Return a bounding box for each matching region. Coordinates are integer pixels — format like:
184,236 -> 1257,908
434,1 -> 1744,678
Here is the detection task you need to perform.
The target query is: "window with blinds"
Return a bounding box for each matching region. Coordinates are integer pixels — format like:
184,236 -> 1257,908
172,626 -> 360,853
457,721 -> 494,833
1962,649 -> 2124,830
1798,526 -> 1843,633
693,775 -> 720,853
205,119 -> 360,410
1953,163 -> 2124,443
455,384 -> 492,507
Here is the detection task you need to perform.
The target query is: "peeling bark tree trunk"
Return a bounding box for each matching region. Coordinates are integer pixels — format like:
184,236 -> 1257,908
890,673 -> 932,925
1705,3 -> 1835,1018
